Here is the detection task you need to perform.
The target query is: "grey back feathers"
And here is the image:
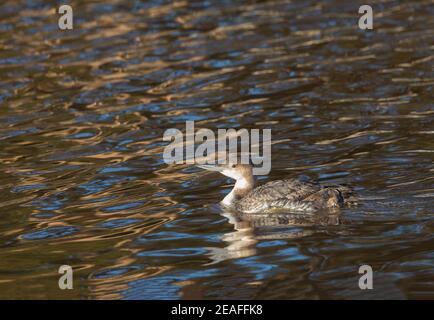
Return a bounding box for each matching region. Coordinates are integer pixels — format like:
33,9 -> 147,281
234,179 -> 356,214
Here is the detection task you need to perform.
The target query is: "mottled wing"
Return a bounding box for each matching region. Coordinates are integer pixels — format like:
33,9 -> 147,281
251,179 -> 321,201
236,179 -> 322,213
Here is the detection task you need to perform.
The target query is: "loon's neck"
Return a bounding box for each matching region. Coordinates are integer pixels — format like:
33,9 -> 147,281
221,176 -> 255,207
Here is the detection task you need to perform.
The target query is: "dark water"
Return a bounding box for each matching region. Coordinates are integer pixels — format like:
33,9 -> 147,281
0,0 -> 433,299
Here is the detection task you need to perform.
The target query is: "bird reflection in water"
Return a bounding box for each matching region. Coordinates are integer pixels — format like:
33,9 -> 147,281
206,205 -> 344,264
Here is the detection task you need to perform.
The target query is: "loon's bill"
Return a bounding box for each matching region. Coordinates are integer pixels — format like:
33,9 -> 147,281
197,163 -> 357,214
196,164 -> 225,172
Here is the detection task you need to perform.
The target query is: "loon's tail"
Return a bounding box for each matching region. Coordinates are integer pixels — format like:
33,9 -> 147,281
329,184 -> 358,206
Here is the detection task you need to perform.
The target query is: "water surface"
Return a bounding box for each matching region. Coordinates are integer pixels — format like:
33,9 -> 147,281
0,0 -> 433,299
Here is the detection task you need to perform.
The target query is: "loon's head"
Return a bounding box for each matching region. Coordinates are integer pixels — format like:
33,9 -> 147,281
197,163 -> 255,206
197,163 -> 253,180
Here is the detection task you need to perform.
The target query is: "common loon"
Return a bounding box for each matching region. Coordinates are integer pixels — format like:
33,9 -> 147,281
197,163 -> 356,214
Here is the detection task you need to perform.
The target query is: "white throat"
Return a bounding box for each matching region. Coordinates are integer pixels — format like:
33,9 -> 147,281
221,189 -> 236,207
221,177 -> 251,207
